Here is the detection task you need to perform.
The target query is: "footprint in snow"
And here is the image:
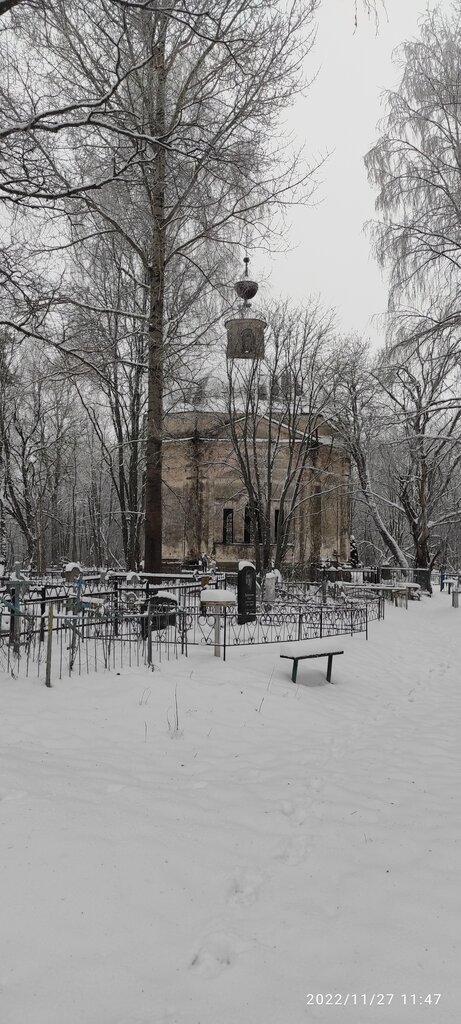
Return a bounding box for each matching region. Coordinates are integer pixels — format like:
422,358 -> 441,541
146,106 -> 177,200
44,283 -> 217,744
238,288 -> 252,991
190,930 -> 249,977
227,865 -> 264,906
275,834 -> 310,865
280,799 -> 307,825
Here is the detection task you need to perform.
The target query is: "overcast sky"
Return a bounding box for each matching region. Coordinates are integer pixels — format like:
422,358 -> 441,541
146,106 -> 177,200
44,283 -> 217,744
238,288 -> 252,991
258,0 -> 454,348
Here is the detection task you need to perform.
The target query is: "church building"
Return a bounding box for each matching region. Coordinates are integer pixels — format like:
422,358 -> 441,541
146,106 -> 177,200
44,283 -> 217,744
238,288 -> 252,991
162,410 -> 351,570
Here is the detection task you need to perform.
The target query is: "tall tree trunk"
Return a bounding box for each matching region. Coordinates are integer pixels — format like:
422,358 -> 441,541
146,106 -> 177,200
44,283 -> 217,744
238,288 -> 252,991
144,14 -> 166,573
354,448 -> 409,571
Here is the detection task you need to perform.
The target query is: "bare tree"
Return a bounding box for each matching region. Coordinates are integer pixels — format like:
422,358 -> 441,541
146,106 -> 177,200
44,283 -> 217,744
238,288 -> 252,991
363,4 -> 461,582
330,336 -> 410,570
0,341 -> 88,569
1,0 -> 325,572
366,5 -> 461,310
331,329 -> 461,586
225,301 -> 338,575
377,328 -> 461,587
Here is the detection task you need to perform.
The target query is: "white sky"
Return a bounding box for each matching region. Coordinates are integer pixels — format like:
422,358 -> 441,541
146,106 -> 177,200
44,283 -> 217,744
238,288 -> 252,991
260,0 -> 454,348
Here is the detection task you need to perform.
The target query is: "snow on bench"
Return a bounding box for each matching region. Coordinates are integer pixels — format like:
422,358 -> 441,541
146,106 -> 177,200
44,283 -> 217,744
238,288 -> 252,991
280,638 -> 346,684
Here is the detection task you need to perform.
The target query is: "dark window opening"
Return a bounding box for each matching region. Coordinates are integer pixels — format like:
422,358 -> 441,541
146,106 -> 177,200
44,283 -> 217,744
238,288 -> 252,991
244,504 -> 261,543
222,508 -> 234,544
244,505 -> 252,543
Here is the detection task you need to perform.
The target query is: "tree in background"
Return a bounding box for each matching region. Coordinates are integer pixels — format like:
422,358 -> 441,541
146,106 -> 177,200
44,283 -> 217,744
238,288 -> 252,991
366,5 -> 461,319
377,327 -> 461,588
331,331 -> 461,585
226,301 -> 337,575
0,340 -> 85,570
330,336 -> 410,571
0,0 -> 321,571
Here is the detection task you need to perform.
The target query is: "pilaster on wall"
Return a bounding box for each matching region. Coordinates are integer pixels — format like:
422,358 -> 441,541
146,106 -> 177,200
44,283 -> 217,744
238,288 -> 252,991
161,438 -> 188,560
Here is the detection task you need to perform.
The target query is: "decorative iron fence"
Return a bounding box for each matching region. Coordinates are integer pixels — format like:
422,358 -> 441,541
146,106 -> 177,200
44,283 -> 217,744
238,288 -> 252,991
0,570 -> 383,680
0,574 -> 220,646
182,597 -> 382,659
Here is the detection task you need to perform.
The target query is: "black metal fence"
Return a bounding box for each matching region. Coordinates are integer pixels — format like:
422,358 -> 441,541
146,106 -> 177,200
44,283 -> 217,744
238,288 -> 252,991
0,569 -> 384,679
282,565 -> 443,589
184,597 -> 382,660
0,573 -> 220,646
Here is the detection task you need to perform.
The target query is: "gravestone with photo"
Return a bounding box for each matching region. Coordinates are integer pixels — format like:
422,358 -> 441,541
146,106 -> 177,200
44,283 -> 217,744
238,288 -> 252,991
237,560 -> 257,624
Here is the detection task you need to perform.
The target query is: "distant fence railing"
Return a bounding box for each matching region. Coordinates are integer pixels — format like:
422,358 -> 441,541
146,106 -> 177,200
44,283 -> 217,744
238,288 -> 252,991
281,565 -> 450,592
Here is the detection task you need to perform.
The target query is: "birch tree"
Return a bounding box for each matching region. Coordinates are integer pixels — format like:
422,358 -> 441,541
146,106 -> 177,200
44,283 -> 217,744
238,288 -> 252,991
366,5 -> 461,311
377,328 -> 461,586
330,337 -> 410,570
332,332 -> 461,585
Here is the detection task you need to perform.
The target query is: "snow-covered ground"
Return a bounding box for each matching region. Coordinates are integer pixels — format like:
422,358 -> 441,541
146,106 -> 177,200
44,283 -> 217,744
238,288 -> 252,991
1,589 -> 460,1024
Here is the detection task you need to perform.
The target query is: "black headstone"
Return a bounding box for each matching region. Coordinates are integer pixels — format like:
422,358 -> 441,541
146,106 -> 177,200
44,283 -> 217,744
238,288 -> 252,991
237,562 -> 257,624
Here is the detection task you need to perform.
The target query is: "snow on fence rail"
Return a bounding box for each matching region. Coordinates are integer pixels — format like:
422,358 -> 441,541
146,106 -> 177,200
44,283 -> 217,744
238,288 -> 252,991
186,597 -> 382,659
0,575 -> 383,680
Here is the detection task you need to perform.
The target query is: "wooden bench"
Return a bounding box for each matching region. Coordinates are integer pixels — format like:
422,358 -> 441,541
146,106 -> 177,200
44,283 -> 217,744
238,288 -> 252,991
280,639 -> 345,684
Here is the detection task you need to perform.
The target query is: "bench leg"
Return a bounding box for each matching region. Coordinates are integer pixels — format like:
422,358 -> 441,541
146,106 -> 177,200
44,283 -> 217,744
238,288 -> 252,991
326,654 -> 333,683
291,659 -> 299,684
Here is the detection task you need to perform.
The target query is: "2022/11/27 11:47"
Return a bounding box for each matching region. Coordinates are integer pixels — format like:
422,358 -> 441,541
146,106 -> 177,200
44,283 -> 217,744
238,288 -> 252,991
305,993 -> 442,1007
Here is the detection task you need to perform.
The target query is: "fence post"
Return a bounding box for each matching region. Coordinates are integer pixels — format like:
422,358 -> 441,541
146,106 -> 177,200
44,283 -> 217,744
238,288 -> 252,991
40,585 -> 46,643
9,584 -> 20,654
114,579 -> 119,637
8,584 -> 15,646
147,601 -> 152,665
319,603 -> 323,638
45,604 -> 54,687
297,609 -> 302,641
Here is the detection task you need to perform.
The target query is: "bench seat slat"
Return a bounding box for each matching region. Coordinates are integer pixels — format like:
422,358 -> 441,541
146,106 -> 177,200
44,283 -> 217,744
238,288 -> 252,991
280,639 -> 346,658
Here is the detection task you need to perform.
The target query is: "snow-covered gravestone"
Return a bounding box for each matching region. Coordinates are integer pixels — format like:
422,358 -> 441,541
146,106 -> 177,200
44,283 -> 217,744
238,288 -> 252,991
263,570 -> 277,605
237,560 -> 257,625
200,587 -> 236,657
63,562 -> 82,584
